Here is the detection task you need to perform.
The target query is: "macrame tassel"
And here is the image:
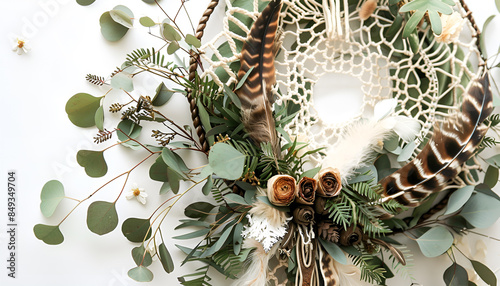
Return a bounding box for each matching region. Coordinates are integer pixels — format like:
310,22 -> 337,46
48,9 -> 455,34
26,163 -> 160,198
295,225 -> 317,286
233,238 -> 279,286
323,0 -> 350,40
380,74 -> 493,206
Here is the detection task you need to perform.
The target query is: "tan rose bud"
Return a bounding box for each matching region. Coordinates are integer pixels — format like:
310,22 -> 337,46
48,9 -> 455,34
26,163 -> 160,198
316,167 -> 342,197
360,0 -> 377,21
295,177 -> 317,205
339,224 -> 363,246
267,175 -> 296,206
292,205 -> 315,225
435,12 -> 465,44
314,196 -> 330,215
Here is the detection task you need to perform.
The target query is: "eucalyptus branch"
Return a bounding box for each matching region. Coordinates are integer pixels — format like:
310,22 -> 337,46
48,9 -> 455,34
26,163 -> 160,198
154,0 -> 186,38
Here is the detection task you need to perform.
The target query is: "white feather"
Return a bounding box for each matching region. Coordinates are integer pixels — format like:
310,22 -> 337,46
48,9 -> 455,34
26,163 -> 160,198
322,118 -> 395,182
333,258 -> 372,286
232,238 -> 278,286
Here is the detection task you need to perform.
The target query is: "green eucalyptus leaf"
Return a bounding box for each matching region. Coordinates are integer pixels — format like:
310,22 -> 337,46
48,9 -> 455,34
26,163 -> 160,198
484,165 -> 499,188
76,150 -> 108,177
159,243 -> 175,273
167,41 -> 180,55
416,226 -> 453,257
471,260 -> 497,286
402,10 -> 425,38
139,16 -> 156,27
185,34 -> 201,48
149,157 -> 168,182
485,154 -> 500,167
40,180 -> 65,218
94,105 -> 104,131
223,84 -> 242,109
113,5 -> 134,19
319,238 -> 347,265
132,244 -> 153,267
110,8 -> 133,28
480,15 -> 496,59
460,193 -> 500,228
152,82 -> 174,106
184,202 -> 215,220
128,266 -> 153,282
497,0 -> 500,13
86,201 -> 118,235
444,186 -> 474,215
111,72 -> 134,92
117,119 -> 142,141
201,224 -> 234,257
99,12 -> 129,42
33,224 -> 64,245
397,141 -> 416,162
162,23 -> 181,41
443,263 -> 469,286
202,176 -> 213,196
167,168 -> 180,194
122,218 -> 151,243
142,0 -> 156,3
76,0 -> 96,6
224,193 -> 250,206
173,229 -> 210,240
161,148 -> 188,178
197,99 -> 213,145
208,143 -> 245,180
65,93 -> 102,127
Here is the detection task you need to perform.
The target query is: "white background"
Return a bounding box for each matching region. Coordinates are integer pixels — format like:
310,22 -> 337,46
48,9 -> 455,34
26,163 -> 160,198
1,1 -> 500,286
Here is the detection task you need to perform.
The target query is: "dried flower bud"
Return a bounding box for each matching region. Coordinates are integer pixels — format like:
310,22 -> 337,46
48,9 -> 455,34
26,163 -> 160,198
295,177 -> 317,205
435,12 -> 465,44
317,167 -> 342,197
314,196 -> 330,215
267,175 -> 296,206
339,224 -> 363,246
317,220 -> 340,243
292,205 -> 315,225
359,0 -> 377,21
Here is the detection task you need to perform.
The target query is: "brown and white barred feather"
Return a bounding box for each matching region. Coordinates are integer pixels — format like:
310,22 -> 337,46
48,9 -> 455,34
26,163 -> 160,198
380,74 -> 493,207
235,0 -> 282,156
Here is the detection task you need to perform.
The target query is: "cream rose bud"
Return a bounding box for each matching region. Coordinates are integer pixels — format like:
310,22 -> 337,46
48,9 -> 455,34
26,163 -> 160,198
435,12 -> 465,44
267,175 -> 296,206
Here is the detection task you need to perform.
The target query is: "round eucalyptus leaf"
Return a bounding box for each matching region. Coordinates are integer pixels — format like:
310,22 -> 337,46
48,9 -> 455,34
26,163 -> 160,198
40,180 -> 65,217
65,93 -> 102,127
76,150 -> 108,178
152,82 -> 173,106
128,266 -> 153,282
185,34 -> 201,48
132,244 -> 153,267
33,224 -> 64,245
113,5 -> 134,18
122,218 -> 152,243
158,243 -> 174,273
110,9 -> 133,28
99,11 -> 129,42
94,105 -> 104,131
139,16 -> 156,27
416,226 -> 453,258
111,72 -> 134,92
117,119 -> 142,141
149,157 -> 169,182
444,185 -> 474,215
76,0 -> 96,6
142,0 -> 156,3
460,193 -> 500,228
208,143 -> 245,180
162,23 -> 181,42
86,201 -> 118,235
484,165 -> 499,188
443,263 -> 468,286
167,41 -> 180,55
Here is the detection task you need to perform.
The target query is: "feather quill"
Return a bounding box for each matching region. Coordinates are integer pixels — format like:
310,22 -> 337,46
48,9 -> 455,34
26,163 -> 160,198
380,74 -> 493,206
236,0 -> 282,156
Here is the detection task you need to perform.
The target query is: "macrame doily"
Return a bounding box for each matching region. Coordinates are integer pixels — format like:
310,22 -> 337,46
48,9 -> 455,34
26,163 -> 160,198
195,0 -> 484,283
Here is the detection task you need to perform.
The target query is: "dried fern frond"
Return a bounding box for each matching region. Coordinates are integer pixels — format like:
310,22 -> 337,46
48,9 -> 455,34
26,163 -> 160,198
94,129 -> 113,144
86,74 -> 106,86
152,130 -> 175,146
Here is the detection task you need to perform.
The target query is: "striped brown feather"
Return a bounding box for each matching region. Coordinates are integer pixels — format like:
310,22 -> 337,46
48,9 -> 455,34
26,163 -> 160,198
380,74 -> 493,207
235,0 -> 282,156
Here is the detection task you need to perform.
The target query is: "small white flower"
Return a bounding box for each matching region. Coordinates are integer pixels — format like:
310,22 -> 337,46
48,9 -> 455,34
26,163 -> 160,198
12,36 -> 30,55
126,184 -> 148,204
435,12 -> 465,44
147,244 -> 158,261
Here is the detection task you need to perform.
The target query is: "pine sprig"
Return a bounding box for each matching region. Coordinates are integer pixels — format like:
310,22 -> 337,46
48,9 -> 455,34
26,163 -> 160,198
350,253 -> 387,284
85,74 -> 106,86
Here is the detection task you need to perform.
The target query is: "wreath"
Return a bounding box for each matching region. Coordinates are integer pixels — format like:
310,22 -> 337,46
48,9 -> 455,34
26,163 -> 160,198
35,0 -> 500,285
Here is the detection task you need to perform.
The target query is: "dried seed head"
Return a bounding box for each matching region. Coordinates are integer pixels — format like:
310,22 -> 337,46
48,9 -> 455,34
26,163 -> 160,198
360,0 -> 377,21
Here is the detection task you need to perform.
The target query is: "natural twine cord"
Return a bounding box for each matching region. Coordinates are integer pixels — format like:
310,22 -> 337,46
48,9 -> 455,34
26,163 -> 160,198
187,0 -> 220,153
